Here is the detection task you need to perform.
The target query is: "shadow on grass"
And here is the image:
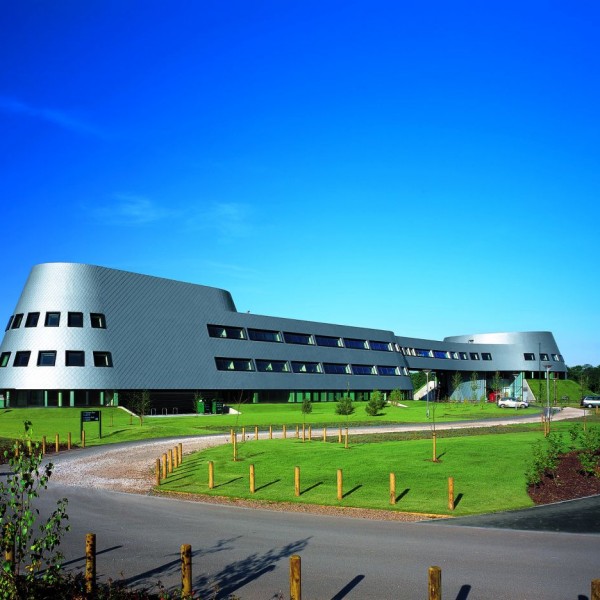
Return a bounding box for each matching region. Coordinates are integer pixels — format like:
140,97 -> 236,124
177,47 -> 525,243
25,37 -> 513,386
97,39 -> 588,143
396,488 -> 410,502
342,484 -> 362,499
214,476 -> 243,489
255,478 -> 281,492
331,574 -> 365,599
454,493 -> 464,508
300,481 -> 323,495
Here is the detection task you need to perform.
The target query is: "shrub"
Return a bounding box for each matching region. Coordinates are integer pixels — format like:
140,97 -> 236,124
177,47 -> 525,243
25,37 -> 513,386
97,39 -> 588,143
578,428 -> 600,477
365,397 -> 379,416
335,395 -> 355,416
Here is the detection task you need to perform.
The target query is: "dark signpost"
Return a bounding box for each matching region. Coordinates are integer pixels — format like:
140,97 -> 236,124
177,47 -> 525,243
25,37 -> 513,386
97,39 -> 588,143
81,410 -> 102,439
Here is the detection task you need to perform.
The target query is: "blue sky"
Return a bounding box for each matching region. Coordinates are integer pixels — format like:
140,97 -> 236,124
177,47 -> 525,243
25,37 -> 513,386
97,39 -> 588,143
1,1 -> 598,366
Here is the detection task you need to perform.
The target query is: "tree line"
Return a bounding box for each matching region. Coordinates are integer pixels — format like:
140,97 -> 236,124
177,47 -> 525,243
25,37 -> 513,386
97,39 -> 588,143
567,364 -> 600,394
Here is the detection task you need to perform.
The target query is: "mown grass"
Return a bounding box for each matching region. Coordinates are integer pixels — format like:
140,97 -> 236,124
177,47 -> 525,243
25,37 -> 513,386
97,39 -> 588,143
157,431 -> 548,516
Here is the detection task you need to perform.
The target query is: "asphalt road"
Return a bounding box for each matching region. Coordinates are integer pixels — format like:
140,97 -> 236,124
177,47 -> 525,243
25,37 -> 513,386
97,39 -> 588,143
36,482 -> 600,600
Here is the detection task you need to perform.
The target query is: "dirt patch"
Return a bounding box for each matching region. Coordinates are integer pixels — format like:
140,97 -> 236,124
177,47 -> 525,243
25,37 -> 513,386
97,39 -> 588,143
528,451 -> 600,504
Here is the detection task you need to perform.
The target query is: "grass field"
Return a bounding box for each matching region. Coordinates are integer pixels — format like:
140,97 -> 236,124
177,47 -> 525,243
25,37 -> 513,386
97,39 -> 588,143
157,430 -> 558,516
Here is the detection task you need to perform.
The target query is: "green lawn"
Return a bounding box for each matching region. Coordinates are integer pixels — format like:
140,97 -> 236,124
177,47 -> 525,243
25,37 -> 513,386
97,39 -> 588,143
0,400 -> 553,447
158,431 -> 553,516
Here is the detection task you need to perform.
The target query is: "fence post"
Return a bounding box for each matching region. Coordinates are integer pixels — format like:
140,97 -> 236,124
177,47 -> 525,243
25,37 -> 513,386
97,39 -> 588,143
302,423 -> 306,442
162,453 -> 167,479
295,466 -> 300,497
344,428 -> 349,449
337,469 -> 343,501
255,426 -> 259,440
338,427 -> 342,443
390,472 -> 396,505
242,426 -> 246,442
591,579 -> 600,600
208,461 -> 214,489
448,477 -> 455,511
55,433 -> 60,453
308,425 -> 312,441
428,566 -> 441,600
156,458 -> 161,486
82,429 -> 86,449
233,433 -> 238,461
230,428 -> 234,444
322,427 -> 327,442
42,435 -> 46,455
296,425 -> 299,438
269,425 -> 273,440
168,449 -> 173,474
85,533 -> 97,597
283,424 -> 287,439
290,554 -> 302,600
174,446 -> 179,468
68,432 -> 72,451
178,443 -> 183,465
250,464 -> 255,493
181,544 -> 192,598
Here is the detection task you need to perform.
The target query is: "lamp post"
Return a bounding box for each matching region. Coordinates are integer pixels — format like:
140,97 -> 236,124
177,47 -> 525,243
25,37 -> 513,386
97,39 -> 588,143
544,364 -> 552,436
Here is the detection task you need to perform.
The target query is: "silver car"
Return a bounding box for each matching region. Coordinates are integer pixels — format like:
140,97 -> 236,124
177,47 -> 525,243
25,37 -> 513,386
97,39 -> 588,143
497,397 -> 529,409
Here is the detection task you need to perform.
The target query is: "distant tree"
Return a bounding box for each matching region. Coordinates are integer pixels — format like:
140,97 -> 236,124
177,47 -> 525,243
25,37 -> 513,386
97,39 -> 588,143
301,397 -> 313,421
365,396 -> 379,416
132,389 -> 151,426
371,390 -> 386,411
451,372 -> 463,402
491,371 -> 502,399
470,372 -> 479,404
335,395 -> 355,416
389,389 -> 403,406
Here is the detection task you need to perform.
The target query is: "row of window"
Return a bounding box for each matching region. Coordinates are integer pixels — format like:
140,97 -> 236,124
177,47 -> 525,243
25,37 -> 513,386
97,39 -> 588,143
524,352 -> 563,362
6,312 -> 107,331
409,348 -> 493,361
215,357 -> 409,376
0,350 -> 113,368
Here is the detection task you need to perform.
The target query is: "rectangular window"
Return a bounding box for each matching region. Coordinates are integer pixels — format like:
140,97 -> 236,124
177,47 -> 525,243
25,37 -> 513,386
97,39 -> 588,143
14,351 -> 31,367
11,313 -> 24,329
68,312 -> 84,327
0,352 -> 11,367
247,329 -> 282,343
322,362 -> 350,374
25,312 -> 40,327
207,324 -> 246,339
552,354 -> 560,361
433,350 -> 449,359
482,352 -> 492,361
283,332 -> 313,345
93,351 -> 113,367
377,365 -> 399,376
460,352 -> 468,360
315,335 -> 342,348
215,357 -> 254,371
415,348 -> 432,358
45,312 -> 61,327
5,316 -> 13,331
256,359 -> 289,373
90,313 -> 106,329
291,361 -> 321,374
470,353 -> 480,360
451,352 -> 459,359
524,353 -> 535,361
37,351 -> 57,366
65,351 -> 85,367
540,353 -> 549,361
352,364 -> 375,375
370,341 -> 392,352
344,338 -> 367,350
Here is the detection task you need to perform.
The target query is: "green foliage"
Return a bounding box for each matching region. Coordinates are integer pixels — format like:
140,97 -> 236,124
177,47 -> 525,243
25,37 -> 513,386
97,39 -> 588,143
131,390 -> 152,426
388,389 -> 403,406
0,422 -> 70,598
371,390 -> 386,411
451,372 -> 463,402
470,372 -> 479,403
525,433 -> 566,486
568,364 -> 600,394
300,397 -> 313,416
335,395 -> 355,416
578,427 -> 600,476
365,397 -> 379,416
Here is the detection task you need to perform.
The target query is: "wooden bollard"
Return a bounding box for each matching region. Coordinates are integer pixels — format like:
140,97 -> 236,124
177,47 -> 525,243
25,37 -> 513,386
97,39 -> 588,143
290,554 -> 301,600
294,466 -> 300,497
338,427 -> 342,443
55,433 -> 60,453
68,432 -> 72,450
308,425 -> 312,441
208,461 -> 214,489
162,453 -> 167,479
428,565 -> 441,600
250,464 -> 255,494
269,425 -> 272,440
322,427 -> 327,442
295,425 -> 299,438
242,426 -> 246,442
174,446 -> 179,468
85,533 -> 97,597
337,469 -> 343,501
390,472 -> 396,505
233,434 -> 238,461
254,426 -> 259,440
181,544 -> 192,598
42,436 -> 46,455
168,449 -> 173,474
156,458 -> 161,485
591,579 -> 600,600
344,428 -> 349,449
230,429 -> 235,444
82,430 -> 86,449
448,477 -> 455,511
432,432 -> 437,462
178,443 -> 183,465
302,424 -> 306,442
283,424 -> 287,439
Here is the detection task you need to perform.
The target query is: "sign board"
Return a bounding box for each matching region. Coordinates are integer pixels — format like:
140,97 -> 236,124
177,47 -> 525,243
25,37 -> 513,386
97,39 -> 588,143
80,410 -> 102,438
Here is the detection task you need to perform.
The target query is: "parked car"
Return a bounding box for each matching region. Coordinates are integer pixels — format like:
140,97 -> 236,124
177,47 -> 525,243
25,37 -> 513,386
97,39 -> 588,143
580,396 -> 600,408
497,397 -> 529,409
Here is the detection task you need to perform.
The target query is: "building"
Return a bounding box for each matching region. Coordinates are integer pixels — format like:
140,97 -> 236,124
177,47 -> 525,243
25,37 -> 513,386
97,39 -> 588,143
0,263 -> 567,411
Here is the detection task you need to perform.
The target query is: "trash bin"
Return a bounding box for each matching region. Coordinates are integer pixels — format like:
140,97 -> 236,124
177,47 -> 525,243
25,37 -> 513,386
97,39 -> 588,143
212,401 -> 224,414
196,400 -> 205,414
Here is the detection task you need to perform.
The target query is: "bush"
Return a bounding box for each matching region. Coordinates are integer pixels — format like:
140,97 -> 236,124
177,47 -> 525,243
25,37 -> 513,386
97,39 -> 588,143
365,397 -> 379,416
335,395 -> 355,416
578,428 -> 600,477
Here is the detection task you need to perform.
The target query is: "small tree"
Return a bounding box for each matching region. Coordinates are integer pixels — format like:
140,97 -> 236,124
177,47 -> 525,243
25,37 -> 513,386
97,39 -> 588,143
365,396 -> 380,416
371,390 -> 386,412
301,397 -> 313,423
470,372 -> 479,404
389,389 -> 402,406
451,372 -> 463,402
335,395 -> 355,416
132,389 -> 152,425
0,422 -> 70,598
491,371 -> 502,400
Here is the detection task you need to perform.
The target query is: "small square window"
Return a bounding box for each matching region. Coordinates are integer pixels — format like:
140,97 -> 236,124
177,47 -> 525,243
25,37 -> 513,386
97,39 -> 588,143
0,352 -> 11,367
25,312 -> 40,327
540,353 -> 549,361
14,351 -> 31,367
90,313 -> 106,329
5,316 -> 13,331
481,352 -> 492,361
524,353 -> 535,361
93,352 -> 113,367
45,312 -> 61,327
470,353 -> 480,360
37,351 -> 57,366
66,351 -> 85,367
11,314 -> 24,329
68,312 -> 84,327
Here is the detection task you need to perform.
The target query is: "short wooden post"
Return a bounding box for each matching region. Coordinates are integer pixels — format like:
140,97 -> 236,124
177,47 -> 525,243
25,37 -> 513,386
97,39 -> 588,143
283,424 -> 287,439
82,429 -> 86,449
208,461 -> 214,489
432,432 -> 437,462
156,458 -> 161,486
55,433 -> 60,453
591,579 -> 600,600
85,533 -> 96,597
390,472 -> 396,505
162,453 -> 167,479
344,428 -> 349,449
181,544 -> 192,598
250,464 -> 255,494
295,425 -> 299,438
233,433 -> 238,461
294,466 -> 300,497
337,469 -> 343,501
322,427 -> 327,442
230,428 -> 234,444
42,436 -> 46,455
428,565 -> 441,600
269,425 -> 273,440
448,476 -> 455,511
174,446 -> 179,468
308,425 -> 312,441
168,449 -> 173,474
242,426 -> 246,441
290,554 -> 301,600
68,432 -> 72,450
302,423 -> 306,442
338,427 -> 342,443
178,443 -> 183,465
255,426 -> 259,440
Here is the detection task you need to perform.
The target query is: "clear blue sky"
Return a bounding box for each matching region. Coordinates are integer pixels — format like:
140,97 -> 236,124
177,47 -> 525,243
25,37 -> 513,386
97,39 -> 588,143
1,1 -> 598,366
